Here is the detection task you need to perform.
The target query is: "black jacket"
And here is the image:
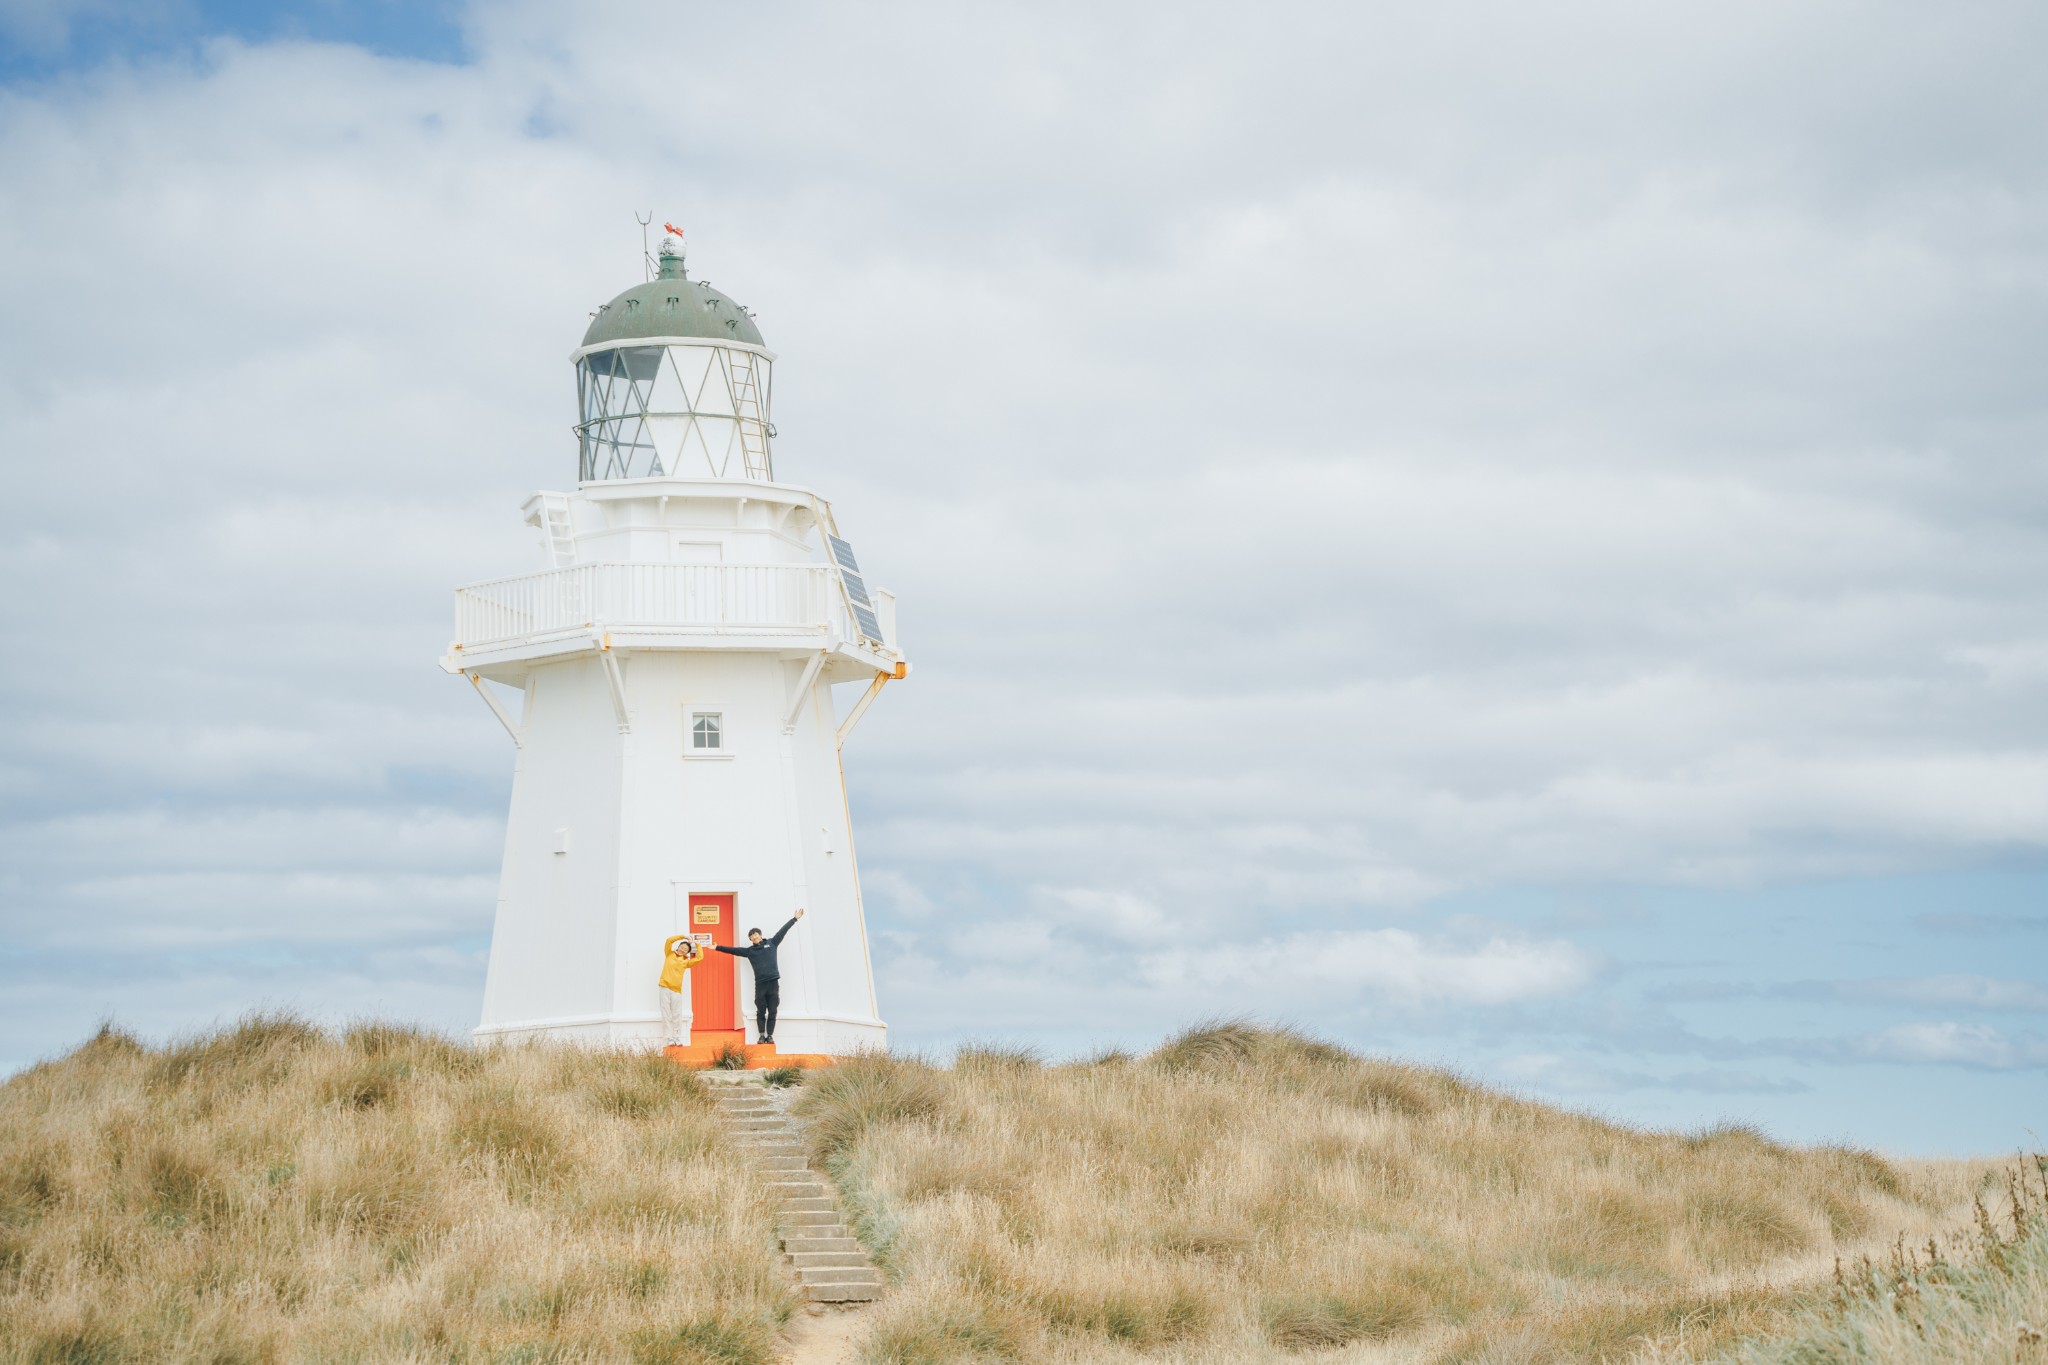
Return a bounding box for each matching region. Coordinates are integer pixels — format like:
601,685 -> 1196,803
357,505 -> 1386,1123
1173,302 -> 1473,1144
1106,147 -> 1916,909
714,917 -> 797,980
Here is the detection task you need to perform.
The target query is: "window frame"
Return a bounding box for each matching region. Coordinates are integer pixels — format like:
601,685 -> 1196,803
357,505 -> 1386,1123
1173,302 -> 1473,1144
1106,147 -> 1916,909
683,705 -> 734,760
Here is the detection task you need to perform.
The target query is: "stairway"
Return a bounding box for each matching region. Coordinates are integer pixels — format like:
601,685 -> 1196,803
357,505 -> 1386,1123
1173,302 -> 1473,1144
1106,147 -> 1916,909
703,1073 -> 884,1304
534,493 -> 576,568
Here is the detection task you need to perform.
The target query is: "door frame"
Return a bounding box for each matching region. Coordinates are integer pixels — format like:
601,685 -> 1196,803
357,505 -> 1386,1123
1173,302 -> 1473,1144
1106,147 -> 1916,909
673,880 -> 749,1033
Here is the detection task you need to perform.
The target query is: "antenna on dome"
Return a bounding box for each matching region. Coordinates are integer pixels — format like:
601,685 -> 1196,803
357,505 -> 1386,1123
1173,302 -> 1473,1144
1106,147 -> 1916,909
635,210 -> 654,282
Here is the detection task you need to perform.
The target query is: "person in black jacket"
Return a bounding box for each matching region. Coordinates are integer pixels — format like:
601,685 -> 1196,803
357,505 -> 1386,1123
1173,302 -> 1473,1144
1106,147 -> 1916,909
715,908 -> 804,1045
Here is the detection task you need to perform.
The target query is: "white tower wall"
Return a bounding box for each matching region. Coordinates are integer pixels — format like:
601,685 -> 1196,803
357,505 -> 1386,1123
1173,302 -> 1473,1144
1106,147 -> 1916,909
470,640 -> 884,1055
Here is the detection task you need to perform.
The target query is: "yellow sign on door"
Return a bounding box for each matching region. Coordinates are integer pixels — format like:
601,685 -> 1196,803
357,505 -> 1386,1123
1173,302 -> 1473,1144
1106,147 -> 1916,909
693,905 -> 720,925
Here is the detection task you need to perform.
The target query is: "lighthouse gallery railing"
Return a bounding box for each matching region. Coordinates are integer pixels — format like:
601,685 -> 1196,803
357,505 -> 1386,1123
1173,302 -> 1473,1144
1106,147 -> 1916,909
453,563 -> 862,647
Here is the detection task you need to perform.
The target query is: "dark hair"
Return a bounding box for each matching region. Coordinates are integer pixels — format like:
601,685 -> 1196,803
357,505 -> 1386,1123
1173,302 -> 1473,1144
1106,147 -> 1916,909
747,927 -> 763,938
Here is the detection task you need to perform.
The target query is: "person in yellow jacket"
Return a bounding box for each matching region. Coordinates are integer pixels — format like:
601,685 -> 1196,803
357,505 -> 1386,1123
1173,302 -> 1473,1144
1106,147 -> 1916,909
657,935 -> 710,1046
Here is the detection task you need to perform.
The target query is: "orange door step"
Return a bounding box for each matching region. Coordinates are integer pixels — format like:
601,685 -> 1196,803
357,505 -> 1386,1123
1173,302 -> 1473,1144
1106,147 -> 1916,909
664,1039 -> 835,1070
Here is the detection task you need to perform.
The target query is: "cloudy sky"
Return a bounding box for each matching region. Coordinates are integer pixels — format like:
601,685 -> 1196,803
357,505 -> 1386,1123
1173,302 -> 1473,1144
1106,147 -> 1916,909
2,0 -> 2044,1153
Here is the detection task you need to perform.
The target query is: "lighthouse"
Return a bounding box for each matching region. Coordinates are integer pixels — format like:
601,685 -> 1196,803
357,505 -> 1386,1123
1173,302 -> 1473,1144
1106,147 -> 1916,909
442,234 -> 902,1058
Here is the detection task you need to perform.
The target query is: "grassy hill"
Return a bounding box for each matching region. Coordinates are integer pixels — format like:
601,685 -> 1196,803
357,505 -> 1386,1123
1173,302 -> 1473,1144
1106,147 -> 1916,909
791,1026 -> 2001,1364
0,1017 -> 795,1363
1,1018 -> 2025,1365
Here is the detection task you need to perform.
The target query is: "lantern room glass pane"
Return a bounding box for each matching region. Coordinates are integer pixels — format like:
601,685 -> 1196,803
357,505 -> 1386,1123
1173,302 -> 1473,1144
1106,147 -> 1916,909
575,343 -> 773,483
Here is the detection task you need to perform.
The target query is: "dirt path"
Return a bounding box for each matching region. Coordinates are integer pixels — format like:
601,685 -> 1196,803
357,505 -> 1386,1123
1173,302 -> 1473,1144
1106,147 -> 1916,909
781,1305 -> 871,1365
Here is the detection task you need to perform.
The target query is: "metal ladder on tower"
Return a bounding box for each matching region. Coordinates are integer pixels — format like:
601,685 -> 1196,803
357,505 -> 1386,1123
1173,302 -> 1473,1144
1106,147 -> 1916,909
536,493 -> 576,568
728,350 -> 773,479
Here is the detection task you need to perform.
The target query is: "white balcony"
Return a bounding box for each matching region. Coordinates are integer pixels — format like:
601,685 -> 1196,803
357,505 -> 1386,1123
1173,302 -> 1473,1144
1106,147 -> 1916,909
450,562 -> 896,656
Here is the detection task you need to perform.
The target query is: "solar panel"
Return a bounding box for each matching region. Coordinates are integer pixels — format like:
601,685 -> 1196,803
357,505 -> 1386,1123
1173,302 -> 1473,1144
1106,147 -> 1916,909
825,533 -> 885,644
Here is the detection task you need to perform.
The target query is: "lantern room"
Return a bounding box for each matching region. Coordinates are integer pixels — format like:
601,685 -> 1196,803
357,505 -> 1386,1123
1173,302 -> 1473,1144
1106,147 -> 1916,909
573,237 -> 775,482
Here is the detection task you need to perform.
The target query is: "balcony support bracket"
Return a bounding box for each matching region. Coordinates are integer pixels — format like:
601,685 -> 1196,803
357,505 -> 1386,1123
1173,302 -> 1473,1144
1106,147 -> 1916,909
466,672 -> 523,748
783,650 -> 828,735
598,634 -> 631,733
835,670 -> 891,749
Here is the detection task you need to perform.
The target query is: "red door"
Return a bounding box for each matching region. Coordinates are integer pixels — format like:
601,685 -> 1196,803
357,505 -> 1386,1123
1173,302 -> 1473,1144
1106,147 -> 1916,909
687,894 -> 738,1035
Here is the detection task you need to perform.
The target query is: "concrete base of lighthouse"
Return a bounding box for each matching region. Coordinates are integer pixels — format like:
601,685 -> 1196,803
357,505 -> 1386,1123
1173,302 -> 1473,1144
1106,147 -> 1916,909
661,1039 -> 837,1070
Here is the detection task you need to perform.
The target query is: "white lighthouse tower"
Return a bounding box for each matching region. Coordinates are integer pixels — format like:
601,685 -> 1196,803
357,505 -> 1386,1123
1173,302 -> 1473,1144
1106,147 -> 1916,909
443,235 -> 902,1059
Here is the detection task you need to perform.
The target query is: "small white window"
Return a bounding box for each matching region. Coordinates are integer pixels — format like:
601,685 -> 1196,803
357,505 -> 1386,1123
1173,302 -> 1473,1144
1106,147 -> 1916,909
683,705 -> 733,760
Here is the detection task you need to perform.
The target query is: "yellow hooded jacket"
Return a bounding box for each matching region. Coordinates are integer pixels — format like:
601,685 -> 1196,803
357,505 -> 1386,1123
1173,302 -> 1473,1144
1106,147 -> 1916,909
658,936 -> 709,992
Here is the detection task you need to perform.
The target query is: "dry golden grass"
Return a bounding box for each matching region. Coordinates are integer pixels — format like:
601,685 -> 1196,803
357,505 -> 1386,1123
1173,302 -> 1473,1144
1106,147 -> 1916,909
0,1016 -> 794,1364
2,1015 -> 2009,1365
1718,1156 -> 2048,1365
792,1025 -> 1995,1365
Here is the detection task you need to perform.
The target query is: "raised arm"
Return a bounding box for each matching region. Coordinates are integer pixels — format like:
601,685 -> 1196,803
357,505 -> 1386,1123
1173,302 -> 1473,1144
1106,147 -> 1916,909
767,916 -> 799,947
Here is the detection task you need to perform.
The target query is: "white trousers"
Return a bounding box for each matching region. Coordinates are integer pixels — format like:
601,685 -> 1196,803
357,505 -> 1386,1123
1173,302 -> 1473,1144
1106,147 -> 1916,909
658,988 -> 691,1045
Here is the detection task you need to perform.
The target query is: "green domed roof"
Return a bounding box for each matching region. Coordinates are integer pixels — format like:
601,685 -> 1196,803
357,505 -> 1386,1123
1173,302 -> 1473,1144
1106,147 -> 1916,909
581,257 -> 765,348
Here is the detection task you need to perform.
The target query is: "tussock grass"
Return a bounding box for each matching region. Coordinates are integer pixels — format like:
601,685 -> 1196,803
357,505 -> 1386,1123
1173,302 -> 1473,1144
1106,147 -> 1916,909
1718,1155 -> 2048,1365
0,1016 -> 794,1364
795,1024 -> 1990,1364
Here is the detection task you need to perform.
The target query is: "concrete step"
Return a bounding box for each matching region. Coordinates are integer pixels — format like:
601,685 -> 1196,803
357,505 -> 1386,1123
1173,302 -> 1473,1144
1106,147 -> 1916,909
790,1251 -> 871,1269
704,1071 -> 883,1308
798,1268 -> 880,1293
781,1210 -> 841,1227
807,1282 -> 883,1303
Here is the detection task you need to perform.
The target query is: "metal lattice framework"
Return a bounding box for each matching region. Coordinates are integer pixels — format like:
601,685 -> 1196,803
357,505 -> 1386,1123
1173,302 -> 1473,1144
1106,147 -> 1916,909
576,341 -> 774,482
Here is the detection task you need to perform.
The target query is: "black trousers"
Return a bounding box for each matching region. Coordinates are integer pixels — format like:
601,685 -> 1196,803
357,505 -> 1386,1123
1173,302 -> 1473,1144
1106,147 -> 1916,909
754,976 -> 780,1041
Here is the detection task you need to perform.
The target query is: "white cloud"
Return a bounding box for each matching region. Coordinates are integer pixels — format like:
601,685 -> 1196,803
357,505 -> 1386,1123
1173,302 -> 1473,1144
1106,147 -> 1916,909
1836,976 -> 2048,1013
1144,928 -> 1597,1007
1036,887 -> 1173,944
1855,1023 -> 2048,1070
1502,1054 -> 1809,1096
0,1 -> 2045,1146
